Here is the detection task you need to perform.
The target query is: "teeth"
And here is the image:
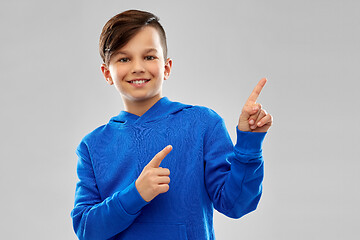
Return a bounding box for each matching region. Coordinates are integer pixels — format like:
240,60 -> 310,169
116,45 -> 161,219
131,80 -> 148,84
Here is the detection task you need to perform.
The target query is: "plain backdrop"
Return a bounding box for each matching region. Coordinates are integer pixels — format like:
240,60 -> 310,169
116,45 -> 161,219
1,0 -> 359,239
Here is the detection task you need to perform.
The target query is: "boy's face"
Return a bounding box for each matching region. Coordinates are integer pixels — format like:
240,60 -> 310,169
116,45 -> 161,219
101,26 -> 172,107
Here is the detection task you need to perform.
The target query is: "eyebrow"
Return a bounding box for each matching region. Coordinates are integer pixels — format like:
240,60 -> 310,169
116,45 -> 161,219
144,48 -> 158,54
114,48 -> 158,56
113,51 -> 128,57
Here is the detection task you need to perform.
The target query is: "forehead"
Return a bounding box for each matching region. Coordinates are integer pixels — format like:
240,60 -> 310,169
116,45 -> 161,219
118,26 -> 163,53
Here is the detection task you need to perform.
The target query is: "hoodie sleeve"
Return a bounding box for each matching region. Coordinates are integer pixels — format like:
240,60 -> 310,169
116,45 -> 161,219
203,117 -> 266,219
71,141 -> 149,240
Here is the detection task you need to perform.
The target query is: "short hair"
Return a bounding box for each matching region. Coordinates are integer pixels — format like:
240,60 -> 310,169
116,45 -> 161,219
99,10 -> 168,66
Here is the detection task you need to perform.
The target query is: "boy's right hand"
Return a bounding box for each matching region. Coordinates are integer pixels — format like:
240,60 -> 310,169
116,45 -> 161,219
135,145 -> 172,202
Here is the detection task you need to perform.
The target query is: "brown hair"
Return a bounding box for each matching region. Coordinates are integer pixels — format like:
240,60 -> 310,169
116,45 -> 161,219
99,10 -> 168,66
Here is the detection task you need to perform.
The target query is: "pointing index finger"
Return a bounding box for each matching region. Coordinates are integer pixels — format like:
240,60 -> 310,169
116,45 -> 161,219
246,78 -> 267,104
148,145 -> 173,168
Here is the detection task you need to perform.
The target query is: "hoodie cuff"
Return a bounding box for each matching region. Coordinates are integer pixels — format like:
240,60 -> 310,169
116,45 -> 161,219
118,180 -> 149,215
235,127 -> 267,154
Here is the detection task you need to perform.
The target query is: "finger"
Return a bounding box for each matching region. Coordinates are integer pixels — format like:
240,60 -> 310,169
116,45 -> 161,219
251,109 -> 267,129
147,145 -> 173,168
257,113 -> 273,128
157,184 -> 170,194
241,104 -> 261,120
156,176 -> 170,184
155,167 -> 170,176
248,103 -> 262,126
250,111 -> 266,130
246,78 -> 267,104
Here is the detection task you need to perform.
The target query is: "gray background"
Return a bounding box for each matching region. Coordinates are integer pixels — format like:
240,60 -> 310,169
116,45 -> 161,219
1,0 -> 359,239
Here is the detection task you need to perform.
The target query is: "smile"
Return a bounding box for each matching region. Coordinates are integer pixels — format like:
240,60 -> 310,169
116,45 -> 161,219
129,79 -> 149,84
127,79 -> 150,87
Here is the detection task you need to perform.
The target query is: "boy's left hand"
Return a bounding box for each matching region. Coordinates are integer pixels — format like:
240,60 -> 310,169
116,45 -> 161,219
238,78 -> 273,132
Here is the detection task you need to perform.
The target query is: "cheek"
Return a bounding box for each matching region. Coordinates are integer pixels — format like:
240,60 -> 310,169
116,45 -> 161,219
148,62 -> 163,77
110,64 -> 127,79
116,68 -> 127,79
110,69 -> 127,89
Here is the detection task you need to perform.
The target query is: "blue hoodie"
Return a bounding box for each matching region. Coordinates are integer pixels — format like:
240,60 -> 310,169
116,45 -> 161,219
71,97 -> 266,240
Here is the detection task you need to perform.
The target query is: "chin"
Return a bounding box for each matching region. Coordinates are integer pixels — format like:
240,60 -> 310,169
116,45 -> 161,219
127,94 -> 155,102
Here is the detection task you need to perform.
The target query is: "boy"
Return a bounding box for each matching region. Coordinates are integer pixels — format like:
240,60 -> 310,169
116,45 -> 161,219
71,9 -> 272,240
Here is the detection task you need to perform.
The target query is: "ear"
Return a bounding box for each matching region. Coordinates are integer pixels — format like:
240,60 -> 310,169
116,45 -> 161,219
164,58 -> 172,80
101,64 -> 113,85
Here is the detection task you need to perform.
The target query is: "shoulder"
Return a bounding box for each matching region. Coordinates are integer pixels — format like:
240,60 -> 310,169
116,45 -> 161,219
183,104 -> 223,122
165,97 -> 222,122
182,105 -> 229,141
76,123 -> 110,153
82,124 -> 108,141
173,103 -> 224,134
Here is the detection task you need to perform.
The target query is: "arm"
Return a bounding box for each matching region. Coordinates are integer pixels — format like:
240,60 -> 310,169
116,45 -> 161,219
205,78 -> 272,218
71,142 -> 149,240
204,119 -> 266,218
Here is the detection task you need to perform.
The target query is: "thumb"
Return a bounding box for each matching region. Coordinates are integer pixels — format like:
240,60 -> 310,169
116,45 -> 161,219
238,105 -> 260,132
147,145 -> 173,168
240,104 -> 257,121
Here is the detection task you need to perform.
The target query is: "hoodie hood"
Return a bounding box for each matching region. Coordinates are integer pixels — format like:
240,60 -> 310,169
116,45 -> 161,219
109,97 -> 191,125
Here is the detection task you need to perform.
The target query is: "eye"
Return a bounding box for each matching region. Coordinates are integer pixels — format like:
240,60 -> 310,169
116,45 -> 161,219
145,56 -> 156,60
119,58 -> 130,63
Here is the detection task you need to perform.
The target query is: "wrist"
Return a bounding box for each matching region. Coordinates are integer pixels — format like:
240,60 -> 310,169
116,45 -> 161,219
235,127 -> 267,154
118,180 -> 149,215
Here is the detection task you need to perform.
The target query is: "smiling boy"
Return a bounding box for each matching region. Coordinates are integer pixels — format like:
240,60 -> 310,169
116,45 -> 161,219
71,10 -> 272,240
101,25 -> 171,116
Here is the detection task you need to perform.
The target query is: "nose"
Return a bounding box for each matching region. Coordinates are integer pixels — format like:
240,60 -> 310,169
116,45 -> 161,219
131,58 -> 145,74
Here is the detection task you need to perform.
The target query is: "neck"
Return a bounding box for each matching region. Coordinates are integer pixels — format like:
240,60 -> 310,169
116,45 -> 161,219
122,95 -> 163,116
